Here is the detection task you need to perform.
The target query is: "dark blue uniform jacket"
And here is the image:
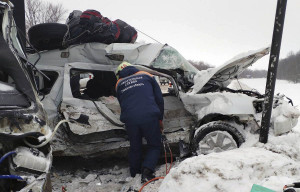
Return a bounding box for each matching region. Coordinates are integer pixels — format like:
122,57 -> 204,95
116,66 -> 164,124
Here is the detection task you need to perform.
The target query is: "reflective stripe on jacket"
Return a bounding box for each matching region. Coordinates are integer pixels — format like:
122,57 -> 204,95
116,66 -> 164,123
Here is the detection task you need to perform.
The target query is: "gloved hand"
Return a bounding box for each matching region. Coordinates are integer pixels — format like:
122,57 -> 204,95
159,120 -> 164,133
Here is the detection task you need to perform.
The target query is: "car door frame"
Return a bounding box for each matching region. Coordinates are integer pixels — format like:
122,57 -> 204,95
61,62 -> 125,139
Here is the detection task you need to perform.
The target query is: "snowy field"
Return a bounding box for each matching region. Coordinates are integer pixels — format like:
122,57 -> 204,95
51,78 -> 300,192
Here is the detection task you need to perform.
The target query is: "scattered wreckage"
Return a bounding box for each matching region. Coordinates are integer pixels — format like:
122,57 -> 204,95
1,1 -> 300,192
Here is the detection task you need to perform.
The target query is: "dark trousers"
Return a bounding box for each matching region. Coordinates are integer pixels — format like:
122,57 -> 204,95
125,116 -> 161,177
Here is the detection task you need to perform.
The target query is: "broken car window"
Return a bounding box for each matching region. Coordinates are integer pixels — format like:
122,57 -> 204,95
70,69 -> 117,100
151,46 -> 198,84
155,75 -> 175,95
34,70 -> 58,95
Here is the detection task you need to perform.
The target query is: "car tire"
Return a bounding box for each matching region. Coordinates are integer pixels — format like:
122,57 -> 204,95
28,23 -> 68,51
191,121 -> 245,155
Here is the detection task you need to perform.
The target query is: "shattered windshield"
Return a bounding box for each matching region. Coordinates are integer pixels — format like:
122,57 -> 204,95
151,45 -> 198,83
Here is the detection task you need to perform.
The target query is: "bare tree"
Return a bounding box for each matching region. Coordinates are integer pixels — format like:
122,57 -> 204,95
25,0 -> 67,30
189,60 -> 213,71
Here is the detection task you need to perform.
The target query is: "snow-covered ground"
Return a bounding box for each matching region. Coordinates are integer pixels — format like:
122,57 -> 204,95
51,78 -> 300,192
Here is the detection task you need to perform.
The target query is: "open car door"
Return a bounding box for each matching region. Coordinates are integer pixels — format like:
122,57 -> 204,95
60,62 -> 126,143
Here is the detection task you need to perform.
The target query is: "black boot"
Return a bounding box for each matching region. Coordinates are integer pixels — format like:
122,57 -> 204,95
130,167 -> 141,177
141,167 -> 155,183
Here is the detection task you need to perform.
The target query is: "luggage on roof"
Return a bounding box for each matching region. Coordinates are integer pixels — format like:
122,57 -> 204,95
64,9 -> 120,46
28,9 -> 138,51
28,23 -> 68,51
114,19 -> 137,43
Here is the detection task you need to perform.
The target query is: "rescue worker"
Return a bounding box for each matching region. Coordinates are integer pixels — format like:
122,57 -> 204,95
115,61 -> 164,182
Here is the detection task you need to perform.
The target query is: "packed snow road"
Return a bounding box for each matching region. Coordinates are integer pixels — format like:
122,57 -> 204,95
51,78 -> 300,192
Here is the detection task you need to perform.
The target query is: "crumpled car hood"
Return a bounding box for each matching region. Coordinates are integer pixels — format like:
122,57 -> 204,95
192,47 -> 270,93
180,91 -> 257,120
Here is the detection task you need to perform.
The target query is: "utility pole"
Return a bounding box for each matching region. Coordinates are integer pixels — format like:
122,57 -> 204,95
259,0 -> 288,143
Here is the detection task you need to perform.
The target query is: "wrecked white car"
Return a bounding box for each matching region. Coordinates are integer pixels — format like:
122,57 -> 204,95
26,32 -> 299,158
0,2 -> 52,192
1,1 -> 298,191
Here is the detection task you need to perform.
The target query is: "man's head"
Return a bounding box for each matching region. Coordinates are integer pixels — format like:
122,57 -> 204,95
115,61 -> 132,80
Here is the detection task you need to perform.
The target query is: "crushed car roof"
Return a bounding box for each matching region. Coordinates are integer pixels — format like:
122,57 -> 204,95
29,42 -> 270,92
29,43 -> 165,67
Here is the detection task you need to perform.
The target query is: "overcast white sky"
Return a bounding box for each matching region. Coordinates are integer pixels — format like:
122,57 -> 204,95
41,0 -> 300,70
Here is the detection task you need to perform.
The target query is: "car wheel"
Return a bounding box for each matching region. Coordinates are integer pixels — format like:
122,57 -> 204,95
28,23 -> 68,51
192,121 -> 245,155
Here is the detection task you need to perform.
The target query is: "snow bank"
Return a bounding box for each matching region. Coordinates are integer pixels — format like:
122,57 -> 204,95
159,147 -> 300,192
